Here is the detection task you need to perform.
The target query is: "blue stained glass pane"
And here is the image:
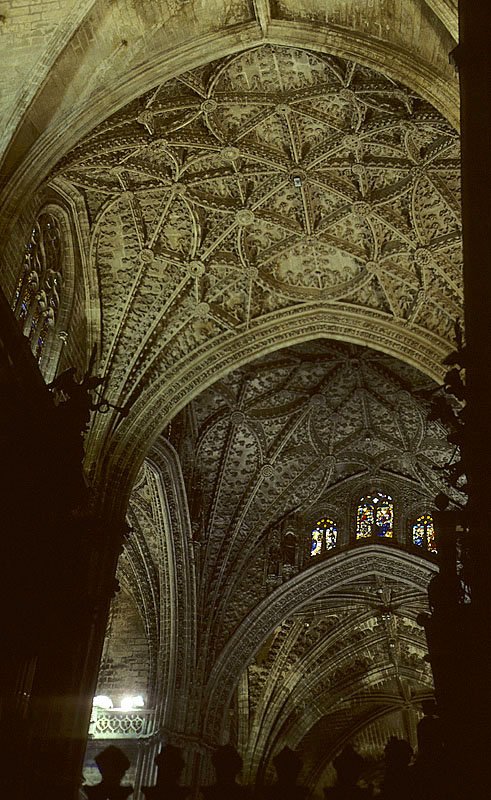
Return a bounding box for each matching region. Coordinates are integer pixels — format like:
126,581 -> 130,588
376,501 -> 393,537
357,504 -> 374,538
311,518 -> 337,556
357,493 -> 393,539
311,529 -> 323,556
413,514 -> 437,553
413,530 -> 424,547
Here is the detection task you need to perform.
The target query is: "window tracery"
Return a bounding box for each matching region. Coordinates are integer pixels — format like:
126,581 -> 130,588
310,518 -> 338,557
412,513 -> 437,553
356,493 -> 393,539
13,212 -> 63,364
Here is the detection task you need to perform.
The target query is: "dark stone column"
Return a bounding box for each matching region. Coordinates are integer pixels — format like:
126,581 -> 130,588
459,0 -> 491,622
452,3 -> 491,795
0,286 -> 130,799
417,7 -> 491,797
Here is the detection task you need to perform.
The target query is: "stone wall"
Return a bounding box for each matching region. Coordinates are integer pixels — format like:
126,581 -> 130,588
96,587 -> 150,705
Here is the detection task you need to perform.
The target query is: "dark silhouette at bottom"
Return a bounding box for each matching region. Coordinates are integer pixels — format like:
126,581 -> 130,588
409,702 -> 448,800
142,744 -> 190,799
201,744 -> 251,799
79,715 -> 454,800
262,746 -> 308,800
380,737 -> 413,800
84,746 -> 133,799
324,745 -> 372,799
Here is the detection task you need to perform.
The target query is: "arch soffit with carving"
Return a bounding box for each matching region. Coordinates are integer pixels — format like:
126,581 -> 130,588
141,440 -> 198,732
202,546 -> 435,739
90,308 -> 448,519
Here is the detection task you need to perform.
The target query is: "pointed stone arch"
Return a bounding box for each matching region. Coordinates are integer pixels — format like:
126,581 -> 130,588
90,310 -> 448,516
202,546 -> 436,742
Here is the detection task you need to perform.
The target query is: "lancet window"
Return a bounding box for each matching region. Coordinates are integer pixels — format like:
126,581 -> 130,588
356,492 -> 393,539
13,212 -> 63,363
412,514 -> 437,553
311,518 -> 338,556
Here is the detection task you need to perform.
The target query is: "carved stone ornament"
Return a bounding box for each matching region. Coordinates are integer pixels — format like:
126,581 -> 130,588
99,340 -> 456,784
56,45 -> 460,480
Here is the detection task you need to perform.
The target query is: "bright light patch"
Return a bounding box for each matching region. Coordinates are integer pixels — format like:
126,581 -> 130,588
120,695 -> 145,711
92,695 -> 113,709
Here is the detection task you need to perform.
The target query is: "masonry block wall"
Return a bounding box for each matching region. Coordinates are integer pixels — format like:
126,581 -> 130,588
96,587 -> 150,706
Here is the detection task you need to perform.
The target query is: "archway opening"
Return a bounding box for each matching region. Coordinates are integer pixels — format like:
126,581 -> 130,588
86,338 -> 460,791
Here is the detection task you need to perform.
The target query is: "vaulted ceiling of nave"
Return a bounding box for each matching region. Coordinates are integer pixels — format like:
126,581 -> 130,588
0,5 -> 462,501
110,340 -> 454,788
0,0 -> 458,175
1,0 -> 464,792
45,42 -> 461,491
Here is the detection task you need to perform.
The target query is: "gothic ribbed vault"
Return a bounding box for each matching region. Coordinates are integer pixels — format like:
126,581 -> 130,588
94,340 -> 455,790
0,5 -> 463,794
38,44 -> 461,510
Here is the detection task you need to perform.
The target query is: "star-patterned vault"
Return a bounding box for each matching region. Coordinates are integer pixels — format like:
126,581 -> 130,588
53,44 -> 461,485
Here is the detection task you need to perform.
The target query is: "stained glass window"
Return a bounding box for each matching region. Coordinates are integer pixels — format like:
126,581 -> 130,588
13,213 -> 63,363
311,518 -> 338,556
356,493 -> 393,539
412,514 -> 437,553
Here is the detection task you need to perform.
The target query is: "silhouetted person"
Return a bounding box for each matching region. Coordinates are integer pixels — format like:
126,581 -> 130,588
266,746 -> 308,800
84,746 -> 133,799
142,744 -> 189,799
380,737 -> 413,800
324,746 -> 372,799
409,703 -> 447,800
201,744 -> 251,799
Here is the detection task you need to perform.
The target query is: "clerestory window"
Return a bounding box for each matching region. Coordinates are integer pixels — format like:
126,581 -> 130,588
13,212 -> 63,366
412,513 -> 437,553
356,492 -> 393,539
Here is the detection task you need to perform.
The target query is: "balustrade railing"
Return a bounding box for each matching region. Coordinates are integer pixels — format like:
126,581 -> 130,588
88,708 -> 155,739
